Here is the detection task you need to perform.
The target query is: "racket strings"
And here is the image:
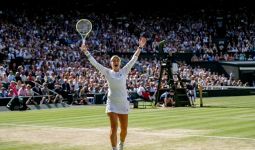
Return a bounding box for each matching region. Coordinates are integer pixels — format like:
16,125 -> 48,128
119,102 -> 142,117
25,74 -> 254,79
76,20 -> 92,35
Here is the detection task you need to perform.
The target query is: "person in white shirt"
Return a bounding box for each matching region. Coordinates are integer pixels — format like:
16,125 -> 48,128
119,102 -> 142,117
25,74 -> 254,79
0,66 -> 5,78
80,36 -> 146,150
136,84 -> 146,97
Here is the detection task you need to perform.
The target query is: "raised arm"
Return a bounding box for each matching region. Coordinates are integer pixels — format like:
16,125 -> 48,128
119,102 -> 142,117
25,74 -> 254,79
123,36 -> 147,73
134,36 -> 147,57
80,44 -> 108,75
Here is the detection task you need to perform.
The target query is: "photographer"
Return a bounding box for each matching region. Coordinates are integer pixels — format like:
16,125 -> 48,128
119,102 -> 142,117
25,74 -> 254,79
160,89 -> 175,107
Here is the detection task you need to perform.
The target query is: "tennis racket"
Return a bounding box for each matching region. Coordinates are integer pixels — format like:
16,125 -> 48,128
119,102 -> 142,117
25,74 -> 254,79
76,19 -> 92,45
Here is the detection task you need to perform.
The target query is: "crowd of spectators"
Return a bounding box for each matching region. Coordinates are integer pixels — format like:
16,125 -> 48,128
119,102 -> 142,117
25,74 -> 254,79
1,7 -> 255,106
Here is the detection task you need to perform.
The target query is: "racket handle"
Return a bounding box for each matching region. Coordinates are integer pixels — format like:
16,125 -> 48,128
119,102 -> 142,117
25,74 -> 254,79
82,39 -> 86,45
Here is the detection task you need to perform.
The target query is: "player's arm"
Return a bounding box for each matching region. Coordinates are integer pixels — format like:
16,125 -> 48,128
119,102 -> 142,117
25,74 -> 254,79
80,44 -> 108,75
123,36 -> 147,73
134,36 -> 147,57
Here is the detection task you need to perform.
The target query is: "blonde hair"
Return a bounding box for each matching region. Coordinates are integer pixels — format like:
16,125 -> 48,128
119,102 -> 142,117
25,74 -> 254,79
110,55 -> 121,62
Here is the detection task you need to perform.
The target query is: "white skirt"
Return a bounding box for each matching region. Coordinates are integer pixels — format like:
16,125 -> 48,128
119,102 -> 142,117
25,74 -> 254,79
105,99 -> 130,114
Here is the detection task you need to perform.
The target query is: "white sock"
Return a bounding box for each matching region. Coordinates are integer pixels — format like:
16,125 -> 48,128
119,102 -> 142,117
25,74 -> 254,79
118,141 -> 124,150
119,141 -> 124,145
112,147 -> 117,150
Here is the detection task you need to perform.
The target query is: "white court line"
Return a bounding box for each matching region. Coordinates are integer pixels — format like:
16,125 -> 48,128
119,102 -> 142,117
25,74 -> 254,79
0,114 -> 105,124
0,123 -> 106,131
193,135 -> 255,141
0,123 -> 255,141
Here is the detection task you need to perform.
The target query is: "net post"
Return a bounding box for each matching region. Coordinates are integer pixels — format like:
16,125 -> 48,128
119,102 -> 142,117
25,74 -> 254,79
198,83 -> 203,107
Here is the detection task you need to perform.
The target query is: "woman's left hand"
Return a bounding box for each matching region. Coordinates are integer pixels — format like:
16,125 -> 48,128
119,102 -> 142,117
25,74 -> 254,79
139,36 -> 147,48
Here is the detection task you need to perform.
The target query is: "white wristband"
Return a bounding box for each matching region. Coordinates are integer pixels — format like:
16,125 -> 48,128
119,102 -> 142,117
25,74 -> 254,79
84,51 -> 91,57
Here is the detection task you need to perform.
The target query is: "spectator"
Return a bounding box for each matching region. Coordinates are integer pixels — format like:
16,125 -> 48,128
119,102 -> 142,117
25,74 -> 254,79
32,83 -> 43,96
40,83 -> 52,104
186,82 -> 195,107
53,84 -> 63,103
159,89 -> 175,107
25,84 -> 37,105
9,81 -> 18,96
0,87 -> 8,97
62,79 -> 71,100
77,85 -> 90,105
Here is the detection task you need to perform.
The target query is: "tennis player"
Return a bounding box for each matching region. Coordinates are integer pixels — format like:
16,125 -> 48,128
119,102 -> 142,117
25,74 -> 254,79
80,36 -> 146,150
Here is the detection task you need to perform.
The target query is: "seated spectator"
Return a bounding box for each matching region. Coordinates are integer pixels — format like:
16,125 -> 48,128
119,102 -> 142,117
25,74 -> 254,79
25,84 -> 37,105
53,84 -> 64,103
9,81 -> 18,96
62,79 -> 71,100
40,83 -> 52,104
18,84 -> 27,96
7,84 -> 27,110
191,54 -> 199,62
8,89 -> 15,97
77,86 -> 90,105
137,84 -> 151,101
32,83 -> 43,95
0,87 -> 8,97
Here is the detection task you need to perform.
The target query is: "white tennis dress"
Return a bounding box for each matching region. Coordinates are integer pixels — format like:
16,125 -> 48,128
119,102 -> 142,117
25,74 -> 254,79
85,52 -> 138,114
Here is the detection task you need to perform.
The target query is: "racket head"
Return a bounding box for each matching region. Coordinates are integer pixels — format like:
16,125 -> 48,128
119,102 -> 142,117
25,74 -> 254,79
76,19 -> 92,44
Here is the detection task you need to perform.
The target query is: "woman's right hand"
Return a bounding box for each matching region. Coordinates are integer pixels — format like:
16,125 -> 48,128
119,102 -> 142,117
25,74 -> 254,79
80,44 -> 88,53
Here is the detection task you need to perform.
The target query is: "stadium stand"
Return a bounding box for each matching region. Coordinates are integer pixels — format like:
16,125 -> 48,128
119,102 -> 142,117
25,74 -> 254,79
1,0 -> 255,111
